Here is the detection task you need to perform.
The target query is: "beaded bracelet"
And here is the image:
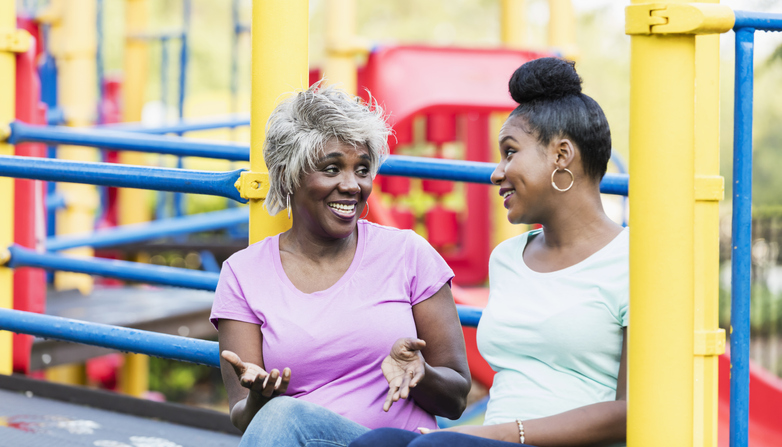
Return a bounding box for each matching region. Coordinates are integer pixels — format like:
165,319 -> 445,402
515,419 -> 526,444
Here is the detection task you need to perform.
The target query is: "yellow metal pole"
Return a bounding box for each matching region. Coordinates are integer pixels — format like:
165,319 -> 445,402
249,0 -> 308,243
118,0 -> 151,396
547,0 -> 577,59
628,2 -> 696,446
323,0 -> 357,95
500,0 -> 526,49
119,0 -> 151,226
0,0 -> 19,376
41,0 -> 99,296
693,9 -> 725,445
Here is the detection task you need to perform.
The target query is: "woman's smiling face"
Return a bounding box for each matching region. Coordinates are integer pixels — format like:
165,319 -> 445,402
291,138 -> 373,240
491,116 -> 554,225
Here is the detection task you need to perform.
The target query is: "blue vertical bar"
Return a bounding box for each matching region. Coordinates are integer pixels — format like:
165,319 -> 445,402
174,0 -> 191,218
731,26 -> 754,447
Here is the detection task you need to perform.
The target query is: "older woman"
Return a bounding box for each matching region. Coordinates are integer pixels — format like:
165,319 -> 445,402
350,58 -> 628,447
210,84 -> 471,447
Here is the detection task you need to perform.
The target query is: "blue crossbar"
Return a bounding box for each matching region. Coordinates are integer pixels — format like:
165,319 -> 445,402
8,245 -> 220,291
4,123 -> 630,195
98,114 -> 251,135
7,121 -> 250,161
734,10 -> 782,31
0,308 -> 220,367
0,155 -> 246,202
46,207 -> 249,251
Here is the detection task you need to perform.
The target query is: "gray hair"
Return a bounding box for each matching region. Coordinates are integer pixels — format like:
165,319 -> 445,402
263,82 -> 391,215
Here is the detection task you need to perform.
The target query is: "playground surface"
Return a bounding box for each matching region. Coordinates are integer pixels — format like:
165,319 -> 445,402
0,374 -> 240,447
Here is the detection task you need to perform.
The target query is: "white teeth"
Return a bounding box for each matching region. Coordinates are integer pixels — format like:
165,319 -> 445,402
328,203 -> 356,213
502,190 -> 515,198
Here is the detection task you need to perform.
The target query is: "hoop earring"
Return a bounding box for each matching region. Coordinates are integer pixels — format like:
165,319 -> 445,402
360,202 -> 370,219
551,168 -> 574,192
286,193 -> 291,219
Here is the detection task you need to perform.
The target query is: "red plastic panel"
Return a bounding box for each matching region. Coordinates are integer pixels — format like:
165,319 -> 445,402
13,20 -> 47,374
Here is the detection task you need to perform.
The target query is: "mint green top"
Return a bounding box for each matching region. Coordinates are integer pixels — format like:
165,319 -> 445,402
477,228 -> 628,433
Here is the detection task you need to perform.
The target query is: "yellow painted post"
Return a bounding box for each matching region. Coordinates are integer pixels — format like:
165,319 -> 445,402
500,0 -> 526,49
118,0 -> 151,396
547,0 -> 577,59
323,0 -> 358,95
119,353 -> 149,398
119,0 -> 151,226
625,2 -> 733,446
693,6 -> 726,445
248,0 -> 308,243
0,0 -> 21,376
39,0 -> 99,296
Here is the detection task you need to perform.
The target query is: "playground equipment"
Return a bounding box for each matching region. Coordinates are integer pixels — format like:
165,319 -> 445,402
1,1 -> 782,447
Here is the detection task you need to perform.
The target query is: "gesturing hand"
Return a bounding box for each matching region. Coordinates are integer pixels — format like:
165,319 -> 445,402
221,350 -> 291,399
381,338 -> 426,412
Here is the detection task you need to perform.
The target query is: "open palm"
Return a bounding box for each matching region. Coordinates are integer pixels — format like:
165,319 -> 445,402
381,338 -> 426,411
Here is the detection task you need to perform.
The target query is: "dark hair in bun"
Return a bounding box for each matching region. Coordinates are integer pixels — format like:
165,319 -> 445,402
508,58 -> 612,180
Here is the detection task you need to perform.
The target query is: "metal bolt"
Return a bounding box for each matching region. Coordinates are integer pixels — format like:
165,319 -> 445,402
251,181 -> 260,189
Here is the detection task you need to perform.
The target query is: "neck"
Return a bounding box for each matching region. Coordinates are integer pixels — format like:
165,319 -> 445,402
282,220 -> 358,262
537,185 -> 619,249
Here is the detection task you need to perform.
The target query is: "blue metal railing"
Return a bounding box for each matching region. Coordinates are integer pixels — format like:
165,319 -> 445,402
730,11 -> 782,447
46,207 -> 249,251
0,155 -> 246,202
4,123 -> 630,196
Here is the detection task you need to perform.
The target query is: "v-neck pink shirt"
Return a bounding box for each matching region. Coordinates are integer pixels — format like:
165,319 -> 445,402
210,220 -> 454,430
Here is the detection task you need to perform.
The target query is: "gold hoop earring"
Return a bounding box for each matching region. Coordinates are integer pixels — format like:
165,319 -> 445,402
360,202 -> 370,219
286,193 -> 291,219
551,168 -> 574,192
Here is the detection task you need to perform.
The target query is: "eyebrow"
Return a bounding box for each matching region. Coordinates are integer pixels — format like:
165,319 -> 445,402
499,135 -> 518,145
317,152 -> 344,163
317,152 -> 372,163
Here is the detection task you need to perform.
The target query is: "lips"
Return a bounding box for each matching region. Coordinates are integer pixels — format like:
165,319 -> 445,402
499,188 -> 515,209
328,202 -> 357,219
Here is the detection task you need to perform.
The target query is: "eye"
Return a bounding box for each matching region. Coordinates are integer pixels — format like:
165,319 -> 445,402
356,165 -> 370,176
504,148 -> 517,159
323,165 -> 339,174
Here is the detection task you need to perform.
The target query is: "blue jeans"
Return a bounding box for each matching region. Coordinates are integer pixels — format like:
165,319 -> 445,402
349,427 -> 535,447
239,396 -> 370,447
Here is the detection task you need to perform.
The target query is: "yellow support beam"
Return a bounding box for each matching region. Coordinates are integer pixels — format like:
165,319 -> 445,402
119,353 -> 150,398
0,0 -> 18,376
693,3 -> 726,443
626,2 -> 733,446
249,0 -> 308,243
500,0 -> 527,49
547,0 -> 577,59
119,0 -> 151,226
323,0 -> 364,95
39,0 -> 99,296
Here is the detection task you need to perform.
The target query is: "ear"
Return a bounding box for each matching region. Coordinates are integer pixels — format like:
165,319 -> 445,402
552,138 -> 576,170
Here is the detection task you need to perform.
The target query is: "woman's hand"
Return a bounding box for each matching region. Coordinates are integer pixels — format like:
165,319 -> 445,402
381,338 -> 426,412
419,423 -> 520,443
221,350 -> 291,399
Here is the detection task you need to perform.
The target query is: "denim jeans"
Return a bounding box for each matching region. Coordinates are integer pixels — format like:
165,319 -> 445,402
349,427 -> 535,447
238,396 -> 370,447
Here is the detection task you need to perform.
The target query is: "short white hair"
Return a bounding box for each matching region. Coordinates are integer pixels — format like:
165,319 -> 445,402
263,82 -> 391,215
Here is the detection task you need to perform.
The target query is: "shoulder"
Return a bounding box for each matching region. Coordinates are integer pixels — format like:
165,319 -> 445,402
360,220 -> 422,249
223,234 -> 277,269
491,230 -> 536,260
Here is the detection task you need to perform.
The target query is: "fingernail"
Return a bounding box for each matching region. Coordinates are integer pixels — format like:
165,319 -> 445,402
418,428 -> 430,434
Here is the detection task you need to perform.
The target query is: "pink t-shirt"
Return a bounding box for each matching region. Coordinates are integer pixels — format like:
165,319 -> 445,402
210,220 -> 454,431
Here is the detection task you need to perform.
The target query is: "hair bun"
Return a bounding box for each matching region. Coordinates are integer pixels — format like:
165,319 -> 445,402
509,58 -> 582,104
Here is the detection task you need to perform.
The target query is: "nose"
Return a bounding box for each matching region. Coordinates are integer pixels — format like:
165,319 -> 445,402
338,172 -> 361,195
490,162 -> 505,185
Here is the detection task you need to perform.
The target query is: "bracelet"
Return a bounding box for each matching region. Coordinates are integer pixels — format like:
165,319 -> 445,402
515,419 -> 526,444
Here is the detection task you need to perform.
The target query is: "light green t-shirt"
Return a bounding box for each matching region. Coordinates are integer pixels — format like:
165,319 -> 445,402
477,228 -> 628,430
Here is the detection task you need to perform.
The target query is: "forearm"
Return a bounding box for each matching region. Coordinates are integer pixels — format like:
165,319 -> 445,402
229,391 -> 271,433
521,400 -> 626,446
410,362 -> 471,420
